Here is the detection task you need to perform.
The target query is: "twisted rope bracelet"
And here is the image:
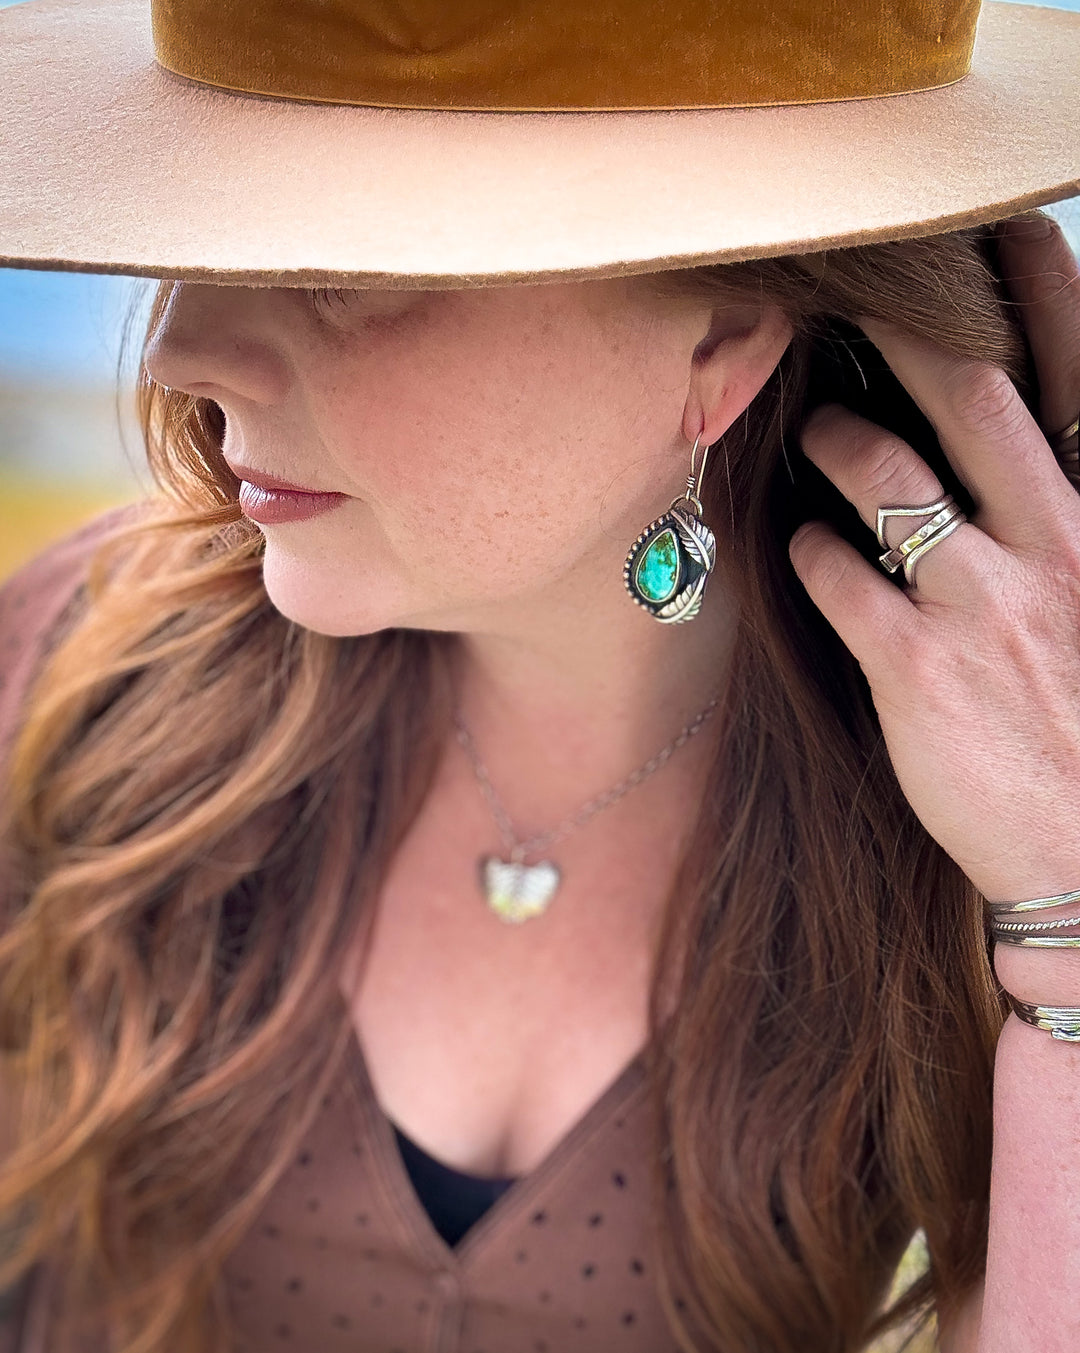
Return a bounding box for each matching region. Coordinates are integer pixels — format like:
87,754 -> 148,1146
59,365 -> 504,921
990,908 -> 1080,948
993,913 -> 1080,932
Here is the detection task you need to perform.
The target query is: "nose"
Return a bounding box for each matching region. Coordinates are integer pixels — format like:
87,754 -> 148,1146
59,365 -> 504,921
143,283 -> 292,406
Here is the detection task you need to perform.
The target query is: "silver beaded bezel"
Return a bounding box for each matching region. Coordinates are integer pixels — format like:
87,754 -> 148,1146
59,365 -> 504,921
624,505 -> 716,624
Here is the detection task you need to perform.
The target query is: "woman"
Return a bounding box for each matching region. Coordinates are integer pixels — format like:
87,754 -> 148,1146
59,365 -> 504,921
0,2 -> 1078,1351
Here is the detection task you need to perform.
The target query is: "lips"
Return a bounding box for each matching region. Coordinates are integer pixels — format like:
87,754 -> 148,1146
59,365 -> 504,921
225,460 -> 330,495
226,461 -> 349,525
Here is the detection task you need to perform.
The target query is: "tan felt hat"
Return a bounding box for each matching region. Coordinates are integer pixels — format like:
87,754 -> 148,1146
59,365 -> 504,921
0,0 -> 1077,290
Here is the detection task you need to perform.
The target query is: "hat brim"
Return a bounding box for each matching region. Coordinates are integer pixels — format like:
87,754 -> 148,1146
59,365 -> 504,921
0,0 -> 1077,290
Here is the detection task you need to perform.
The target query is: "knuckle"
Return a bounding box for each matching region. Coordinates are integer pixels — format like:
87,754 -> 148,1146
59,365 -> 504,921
798,543 -> 867,609
958,539 -> 1015,609
944,364 -> 1026,442
898,636 -> 946,695
802,550 -> 851,597
860,435 -> 937,508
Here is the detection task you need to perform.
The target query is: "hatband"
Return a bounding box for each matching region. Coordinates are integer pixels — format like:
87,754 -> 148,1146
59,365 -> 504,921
151,0 -> 980,113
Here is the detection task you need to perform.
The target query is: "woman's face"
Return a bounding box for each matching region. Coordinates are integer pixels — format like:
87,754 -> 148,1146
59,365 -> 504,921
144,277 -> 781,637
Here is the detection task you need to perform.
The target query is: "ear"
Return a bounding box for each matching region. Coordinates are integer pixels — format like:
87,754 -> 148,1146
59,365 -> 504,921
682,300 -> 794,445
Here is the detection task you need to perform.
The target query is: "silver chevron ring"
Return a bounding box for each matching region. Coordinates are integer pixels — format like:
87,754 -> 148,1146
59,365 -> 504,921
875,495 -> 969,589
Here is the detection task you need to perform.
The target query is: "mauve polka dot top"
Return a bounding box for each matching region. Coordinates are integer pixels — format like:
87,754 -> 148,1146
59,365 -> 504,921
0,509 -> 926,1353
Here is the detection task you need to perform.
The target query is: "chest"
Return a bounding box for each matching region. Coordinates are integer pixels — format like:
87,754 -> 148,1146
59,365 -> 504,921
338,838 -> 672,1179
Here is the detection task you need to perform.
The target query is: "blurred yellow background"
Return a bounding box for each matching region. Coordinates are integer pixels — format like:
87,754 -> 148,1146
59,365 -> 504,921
0,273 -> 149,582
0,473 -> 138,580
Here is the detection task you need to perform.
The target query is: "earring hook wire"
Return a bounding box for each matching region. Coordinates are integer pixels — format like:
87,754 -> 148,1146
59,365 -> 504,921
680,431 -> 710,514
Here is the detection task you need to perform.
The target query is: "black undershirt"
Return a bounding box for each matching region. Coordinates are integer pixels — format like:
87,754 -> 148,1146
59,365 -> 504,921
391,1121 -> 518,1248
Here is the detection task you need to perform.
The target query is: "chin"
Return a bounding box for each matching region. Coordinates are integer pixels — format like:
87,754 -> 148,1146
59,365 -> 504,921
259,548 -> 404,638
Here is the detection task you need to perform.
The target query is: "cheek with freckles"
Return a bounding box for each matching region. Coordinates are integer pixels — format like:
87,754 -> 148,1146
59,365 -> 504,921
259,286 -> 690,634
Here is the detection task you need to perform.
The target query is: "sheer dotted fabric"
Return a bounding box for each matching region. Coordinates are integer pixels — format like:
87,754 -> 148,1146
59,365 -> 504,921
2,512 -> 928,1353
222,1034 -> 684,1351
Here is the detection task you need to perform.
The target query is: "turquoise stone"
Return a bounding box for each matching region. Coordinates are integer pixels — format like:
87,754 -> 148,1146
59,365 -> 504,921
635,528 -> 680,603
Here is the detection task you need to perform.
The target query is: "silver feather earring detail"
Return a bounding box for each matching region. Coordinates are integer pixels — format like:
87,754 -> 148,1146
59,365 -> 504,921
624,432 -> 717,624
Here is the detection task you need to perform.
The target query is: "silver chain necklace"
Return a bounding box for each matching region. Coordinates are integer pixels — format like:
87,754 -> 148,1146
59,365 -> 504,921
453,694 -> 720,924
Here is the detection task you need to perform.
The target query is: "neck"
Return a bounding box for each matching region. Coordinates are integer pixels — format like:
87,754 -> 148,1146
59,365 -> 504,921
446,570 -> 741,835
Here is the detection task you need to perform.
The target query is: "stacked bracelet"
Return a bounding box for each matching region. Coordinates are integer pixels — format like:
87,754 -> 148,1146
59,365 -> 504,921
986,887 -> 1080,915
988,888 -> 1080,1037
1004,996 -> 1080,1042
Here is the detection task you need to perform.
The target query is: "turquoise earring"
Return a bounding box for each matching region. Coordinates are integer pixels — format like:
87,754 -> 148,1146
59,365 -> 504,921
624,432 -> 717,624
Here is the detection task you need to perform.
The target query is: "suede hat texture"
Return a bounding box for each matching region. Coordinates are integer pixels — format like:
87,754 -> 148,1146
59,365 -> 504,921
0,0 -> 1077,289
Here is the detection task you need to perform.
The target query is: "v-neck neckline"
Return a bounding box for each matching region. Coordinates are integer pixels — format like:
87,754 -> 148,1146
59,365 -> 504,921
340,1024 -> 650,1266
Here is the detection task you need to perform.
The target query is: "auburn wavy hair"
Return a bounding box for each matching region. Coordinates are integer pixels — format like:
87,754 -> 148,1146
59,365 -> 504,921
0,216 -> 1039,1353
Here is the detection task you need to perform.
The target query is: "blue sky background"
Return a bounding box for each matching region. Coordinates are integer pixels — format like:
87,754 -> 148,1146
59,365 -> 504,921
0,0 -> 1077,384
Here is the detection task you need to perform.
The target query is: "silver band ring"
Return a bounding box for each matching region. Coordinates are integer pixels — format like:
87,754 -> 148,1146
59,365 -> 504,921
896,515 -> 966,588
876,495 -> 968,588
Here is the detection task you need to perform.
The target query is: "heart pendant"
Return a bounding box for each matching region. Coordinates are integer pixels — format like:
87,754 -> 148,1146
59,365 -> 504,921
480,857 -> 561,924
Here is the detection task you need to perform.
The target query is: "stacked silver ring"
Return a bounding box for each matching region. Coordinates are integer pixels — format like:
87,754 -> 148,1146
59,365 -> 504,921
875,494 -> 968,588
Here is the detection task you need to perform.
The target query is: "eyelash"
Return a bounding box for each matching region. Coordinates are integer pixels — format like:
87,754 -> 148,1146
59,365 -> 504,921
307,287 -> 416,333
308,286 -> 357,317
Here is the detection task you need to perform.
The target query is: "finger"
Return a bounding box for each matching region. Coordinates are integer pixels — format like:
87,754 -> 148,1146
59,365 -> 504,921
788,521 -> 917,680
801,403 -> 999,603
995,213 -> 1080,448
856,317 -> 1078,554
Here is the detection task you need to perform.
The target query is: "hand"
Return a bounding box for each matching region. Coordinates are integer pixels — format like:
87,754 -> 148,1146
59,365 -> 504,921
788,214 -> 1080,905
